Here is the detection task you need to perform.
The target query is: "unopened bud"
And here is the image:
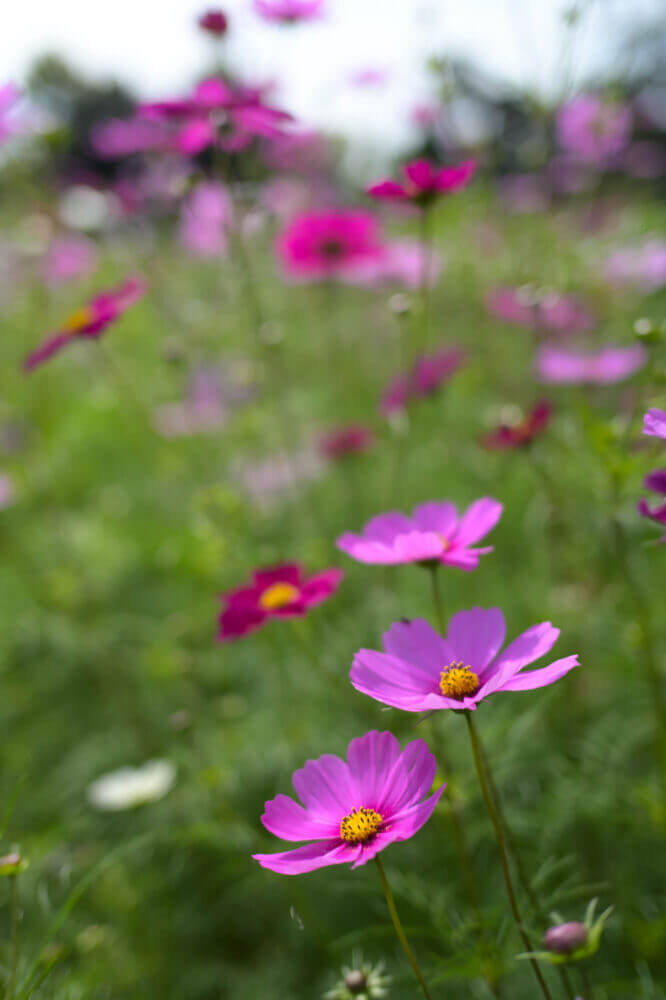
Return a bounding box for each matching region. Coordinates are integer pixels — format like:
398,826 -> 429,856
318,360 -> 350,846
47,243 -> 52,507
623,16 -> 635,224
544,922 -> 588,955
344,971 -> 368,994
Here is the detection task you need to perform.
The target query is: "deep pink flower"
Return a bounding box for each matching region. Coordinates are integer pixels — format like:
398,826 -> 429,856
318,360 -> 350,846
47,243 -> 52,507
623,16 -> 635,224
218,563 -> 343,641
557,95 -> 632,166
381,347 -> 463,415
367,159 -> 476,205
253,730 -> 444,873
481,401 -> 552,450
198,9 -> 229,34
276,210 -> 383,282
41,236 -> 97,287
24,277 -> 145,372
337,498 -> 502,570
319,425 -> 374,460
253,0 -> 324,22
638,469 -> 666,542
537,345 -> 646,384
351,610 -> 579,713
486,286 -> 595,335
644,408 -> 666,440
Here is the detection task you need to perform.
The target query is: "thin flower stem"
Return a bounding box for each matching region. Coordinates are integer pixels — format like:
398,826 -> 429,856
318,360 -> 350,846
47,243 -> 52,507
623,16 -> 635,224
428,564 -> 446,633
9,873 -> 18,1000
374,856 -> 434,1000
419,207 -> 433,354
578,963 -> 594,999
464,713 -> 553,1000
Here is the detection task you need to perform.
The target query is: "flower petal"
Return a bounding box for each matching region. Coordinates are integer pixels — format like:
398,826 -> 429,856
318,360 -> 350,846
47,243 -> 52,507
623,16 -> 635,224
363,512 -> 416,542
453,498 -> 503,546
351,649 -> 438,709
488,621 -> 560,678
292,753 -> 355,821
299,568 -> 344,605
261,794 -> 339,841
367,179 -> 409,200
442,607 -> 506,674
254,564 -> 302,588
346,730 -> 402,806
379,738 -> 437,815
389,786 -> 445,840
383,618 -> 448,673
499,655 -> 579,691
411,501 -> 458,536
253,839 -> 352,874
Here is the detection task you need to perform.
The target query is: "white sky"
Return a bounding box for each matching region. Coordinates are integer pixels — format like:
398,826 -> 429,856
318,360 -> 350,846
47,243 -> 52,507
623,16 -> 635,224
3,0 -> 663,157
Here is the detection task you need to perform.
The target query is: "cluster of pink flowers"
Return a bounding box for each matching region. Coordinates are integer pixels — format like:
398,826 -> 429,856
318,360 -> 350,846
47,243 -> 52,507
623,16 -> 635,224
486,286 -> 596,336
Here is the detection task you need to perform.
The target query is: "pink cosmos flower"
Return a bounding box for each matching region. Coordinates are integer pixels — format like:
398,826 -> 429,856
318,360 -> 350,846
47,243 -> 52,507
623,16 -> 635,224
638,470 -> 666,542
253,0 -> 324,22
644,408 -> 666,440
351,610 -> 579,713
276,210 -> 383,282
218,563 -> 343,641
253,730 -> 444,873
24,278 -> 145,372
91,117 -> 170,158
40,235 -> 97,286
604,241 -> 666,291
319,425 -> 374,460
481,401 -> 552,450
537,345 -> 646,385
367,159 -> 476,205
486,287 -> 595,335
178,181 -> 232,257
198,9 -> 229,34
337,498 -> 502,570
381,347 -> 463,415
557,95 -> 632,166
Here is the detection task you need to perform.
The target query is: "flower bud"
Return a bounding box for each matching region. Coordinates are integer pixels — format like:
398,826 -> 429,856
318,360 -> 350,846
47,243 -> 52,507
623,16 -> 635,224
544,921 -> 588,955
198,9 -> 229,35
388,293 -> 412,316
344,970 -> 368,994
0,853 -> 28,876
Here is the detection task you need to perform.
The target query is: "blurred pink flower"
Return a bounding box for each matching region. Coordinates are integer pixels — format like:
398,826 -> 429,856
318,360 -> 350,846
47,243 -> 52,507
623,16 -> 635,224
178,181 -> 232,257
154,369 -> 230,437
198,8 -> 229,34
486,286 -> 596,335
604,241 -> 666,291
253,0 -> 324,22
638,469 -> 666,542
411,104 -> 439,129
381,347 -> 464,415
41,236 -> 97,286
350,68 -> 388,87
234,447 -> 325,510
0,84 -> 21,146
644,408 -> 666,440
318,425 -> 374,460
368,159 -> 476,205
537,345 -> 646,384
556,95 -> 632,166
343,239 -> 441,290
276,210 -> 383,282
91,117 -> 170,158
481,401 -> 552,450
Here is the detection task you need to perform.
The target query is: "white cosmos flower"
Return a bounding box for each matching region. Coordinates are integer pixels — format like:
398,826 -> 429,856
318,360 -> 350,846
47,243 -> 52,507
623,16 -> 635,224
87,760 -> 175,811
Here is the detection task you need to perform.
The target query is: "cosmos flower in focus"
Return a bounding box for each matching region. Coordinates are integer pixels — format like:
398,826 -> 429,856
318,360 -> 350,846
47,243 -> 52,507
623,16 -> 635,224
351,610 -> 578,713
198,8 -> 229,34
337,498 -> 502,570
638,469 -> 666,542
24,277 -> 145,372
481,401 -> 552,450
486,286 -> 595,335
87,761 -> 175,810
276,210 -> 383,282
557,95 -> 632,166
319,425 -> 374,460
253,0 -> 324,22
253,730 -> 444,873
367,158 -> 476,205
381,347 -> 463,415
643,408 -> 666,440
218,563 -> 343,640
536,345 -> 646,384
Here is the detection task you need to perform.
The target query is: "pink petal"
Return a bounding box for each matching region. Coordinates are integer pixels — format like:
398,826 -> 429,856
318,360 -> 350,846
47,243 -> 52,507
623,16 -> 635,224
350,650 -> 440,712
388,786 -> 445,840
383,618 -> 448,672
24,331 -> 74,372
254,564 -> 302,588
404,159 -> 435,190
380,738 -> 437,815
346,730 -> 402,806
178,119 -> 216,155
499,655 -> 579,691
411,501 -> 458,536
253,839 -> 353,874
440,545 -> 493,570
217,604 -> 266,640
367,179 -> 409,200
479,622 -> 560,694
442,607 -> 506,673
363,512 -> 416,543
299,568 -> 343,605
454,498 -> 503,546
261,793 -> 339,841
292,753 -> 355,821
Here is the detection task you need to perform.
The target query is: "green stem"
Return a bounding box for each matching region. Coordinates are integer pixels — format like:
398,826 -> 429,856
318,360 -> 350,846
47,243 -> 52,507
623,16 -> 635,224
419,207 -> 433,354
9,873 -> 18,1000
465,714 -> 553,1000
578,963 -> 594,999
375,856 -> 433,1000
428,564 -> 446,633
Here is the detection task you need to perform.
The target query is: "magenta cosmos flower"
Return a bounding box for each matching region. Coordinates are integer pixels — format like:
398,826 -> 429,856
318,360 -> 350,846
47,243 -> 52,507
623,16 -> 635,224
644,408 -> 666,440
253,730 -> 444,873
481,401 -> 552,450
319,424 -> 374,460
638,470 -> 666,542
537,345 -> 646,385
367,158 -> 476,205
381,347 -> 463,415
557,95 -> 631,166
253,0 -> 323,22
486,287 -> 595,335
276,211 -> 383,282
198,8 -> 229,34
351,610 -> 579,713
24,277 -> 145,372
218,563 -> 343,640
337,498 -> 502,570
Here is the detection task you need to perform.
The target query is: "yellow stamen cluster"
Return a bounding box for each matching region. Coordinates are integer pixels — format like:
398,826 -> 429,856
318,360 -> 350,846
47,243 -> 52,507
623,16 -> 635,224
63,306 -> 94,332
439,661 -> 480,700
339,807 -> 383,844
259,581 -> 300,610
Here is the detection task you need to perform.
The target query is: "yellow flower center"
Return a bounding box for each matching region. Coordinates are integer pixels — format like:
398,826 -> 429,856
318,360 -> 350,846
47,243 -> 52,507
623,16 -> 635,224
259,582 -> 300,610
63,306 -> 94,332
439,661 -> 480,699
339,807 -> 383,844
438,533 -> 451,551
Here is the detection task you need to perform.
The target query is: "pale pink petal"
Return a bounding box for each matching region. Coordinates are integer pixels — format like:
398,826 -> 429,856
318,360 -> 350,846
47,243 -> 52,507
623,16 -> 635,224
411,501 -> 458,535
